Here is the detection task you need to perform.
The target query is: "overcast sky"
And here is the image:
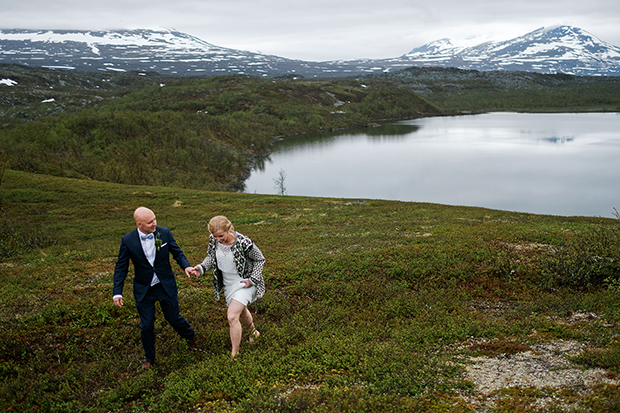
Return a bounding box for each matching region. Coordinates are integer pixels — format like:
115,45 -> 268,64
1,0 -> 619,61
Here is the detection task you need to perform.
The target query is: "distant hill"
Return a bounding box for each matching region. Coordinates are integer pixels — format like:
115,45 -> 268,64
0,26 -> 619,77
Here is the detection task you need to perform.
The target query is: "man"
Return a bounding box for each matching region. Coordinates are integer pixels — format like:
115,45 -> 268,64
113,207 -> 196,370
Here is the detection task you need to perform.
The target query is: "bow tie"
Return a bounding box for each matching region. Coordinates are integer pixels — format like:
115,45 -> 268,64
141,233 -> 154,241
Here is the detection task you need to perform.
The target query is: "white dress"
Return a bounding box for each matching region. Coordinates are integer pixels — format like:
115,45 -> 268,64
216,242 -> 257,307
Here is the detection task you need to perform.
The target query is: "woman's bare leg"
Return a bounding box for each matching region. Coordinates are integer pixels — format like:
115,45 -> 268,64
239,306 -> 260,342
227,299 -> 246,358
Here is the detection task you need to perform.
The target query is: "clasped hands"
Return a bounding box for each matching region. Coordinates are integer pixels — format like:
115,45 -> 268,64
185,266 -> 251,288
185,266 -> 201,278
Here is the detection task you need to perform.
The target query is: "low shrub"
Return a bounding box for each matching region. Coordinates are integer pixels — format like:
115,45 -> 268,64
543,213 -> 620,288
0,220 -> 57,258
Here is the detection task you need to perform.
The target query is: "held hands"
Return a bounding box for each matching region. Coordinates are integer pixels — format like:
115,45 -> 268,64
185,266 -> 200,278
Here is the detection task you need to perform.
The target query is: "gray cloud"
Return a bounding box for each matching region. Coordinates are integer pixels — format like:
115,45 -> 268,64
2,0 -> 619,61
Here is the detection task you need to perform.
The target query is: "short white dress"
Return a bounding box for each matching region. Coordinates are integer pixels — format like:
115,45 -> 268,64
216,241 -> 257,307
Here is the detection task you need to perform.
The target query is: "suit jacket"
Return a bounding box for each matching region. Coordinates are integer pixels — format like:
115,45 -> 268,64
113,226 -> 190,302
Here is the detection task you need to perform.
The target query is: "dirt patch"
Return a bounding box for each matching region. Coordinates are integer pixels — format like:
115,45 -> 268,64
464,340 -> 616,395
456,307 -> 619,411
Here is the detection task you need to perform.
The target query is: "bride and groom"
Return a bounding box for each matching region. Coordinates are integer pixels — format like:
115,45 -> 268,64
112,207 -> 265,369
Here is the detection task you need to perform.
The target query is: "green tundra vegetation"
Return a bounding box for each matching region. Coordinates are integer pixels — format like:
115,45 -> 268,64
1,170 -> 619,412
382,67 -> 620,113
1,64 -> 620,412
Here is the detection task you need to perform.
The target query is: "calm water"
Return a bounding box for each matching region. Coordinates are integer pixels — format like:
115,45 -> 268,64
244,112 -> 620,217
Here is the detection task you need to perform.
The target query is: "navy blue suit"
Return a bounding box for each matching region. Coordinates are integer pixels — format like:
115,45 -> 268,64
113,226 -> 195,363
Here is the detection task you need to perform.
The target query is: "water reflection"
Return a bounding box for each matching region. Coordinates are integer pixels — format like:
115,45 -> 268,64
364,123 -> 421,138
245,112 -> 620,217
254,124 -> 421,171
271,123 -> 420,153
538,136 -> 575,144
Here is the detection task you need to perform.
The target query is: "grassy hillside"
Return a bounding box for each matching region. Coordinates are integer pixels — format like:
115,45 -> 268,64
0,64 -> 169,125
377,67 -> 620,113
1,170 -> 620,412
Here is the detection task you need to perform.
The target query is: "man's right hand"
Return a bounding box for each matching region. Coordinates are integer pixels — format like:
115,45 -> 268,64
113,296 -> 123,308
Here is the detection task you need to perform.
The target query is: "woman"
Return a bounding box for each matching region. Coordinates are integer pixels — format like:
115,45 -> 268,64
192,216 -> 265,358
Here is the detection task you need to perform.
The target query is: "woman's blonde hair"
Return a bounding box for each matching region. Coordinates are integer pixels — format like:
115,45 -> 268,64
208,215 -> 234,234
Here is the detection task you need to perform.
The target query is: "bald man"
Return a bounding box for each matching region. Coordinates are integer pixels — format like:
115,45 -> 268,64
113,207 -> 196,370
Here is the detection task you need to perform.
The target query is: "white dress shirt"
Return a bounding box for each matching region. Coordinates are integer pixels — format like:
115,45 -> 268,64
138,229 -> 161,287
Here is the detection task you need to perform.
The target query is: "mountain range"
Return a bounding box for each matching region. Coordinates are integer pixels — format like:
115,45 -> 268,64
0,25 -> 619,77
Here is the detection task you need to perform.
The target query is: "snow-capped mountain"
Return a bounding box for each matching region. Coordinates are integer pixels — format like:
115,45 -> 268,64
392,26 -> 620,76
0,26 -> 618,77
0,28 -> 308,77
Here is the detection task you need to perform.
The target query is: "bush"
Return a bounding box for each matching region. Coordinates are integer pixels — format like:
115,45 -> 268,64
0,221 -> 57,258
544,211 -> 620,288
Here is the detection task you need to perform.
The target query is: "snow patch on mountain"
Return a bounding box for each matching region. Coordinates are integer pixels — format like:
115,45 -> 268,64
0,78 -> 17,86
393,26 -> 620,76
0,29 -> 215,49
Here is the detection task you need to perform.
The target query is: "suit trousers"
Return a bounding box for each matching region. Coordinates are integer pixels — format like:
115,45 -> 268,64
135,283 -> 195,363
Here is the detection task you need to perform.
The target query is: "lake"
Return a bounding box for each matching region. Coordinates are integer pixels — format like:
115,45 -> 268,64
244,112 -> 620,218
